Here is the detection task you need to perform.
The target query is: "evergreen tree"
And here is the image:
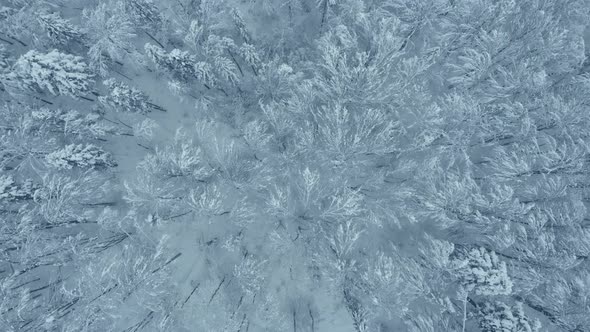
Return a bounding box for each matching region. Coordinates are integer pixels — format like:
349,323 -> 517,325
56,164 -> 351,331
46,144 -> 117,170
3,49 -> 93,99
99,78 -> 164,114
37,12 -> 83,46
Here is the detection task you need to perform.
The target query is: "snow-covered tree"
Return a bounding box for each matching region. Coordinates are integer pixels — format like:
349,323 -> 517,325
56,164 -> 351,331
452,247 -> 513,296
4,50 -> 94,98
124,0 -> 163,33
30,107 -> 116,140
83,2 -> 137,75
0,44 -> 8,70
46,144 -> 116,170
99,78 -> 164,114
37,12 -> 83,46
479,302 -> 541,332
0,105 -> 60,170
57,235 -> 178,332
124,127 -> 215,221
145,44 -> 199,82
0,169 -> 119,331
0,175 -> 36,201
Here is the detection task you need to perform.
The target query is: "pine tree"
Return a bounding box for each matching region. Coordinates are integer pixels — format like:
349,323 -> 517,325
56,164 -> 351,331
452,247 -> 513,296
46,144 -> 116,170
4,49 -> 94,99
99,78 -> 164,114
37,12 -> 83,45
479,302 -> 541,332
145,44 -> 196,81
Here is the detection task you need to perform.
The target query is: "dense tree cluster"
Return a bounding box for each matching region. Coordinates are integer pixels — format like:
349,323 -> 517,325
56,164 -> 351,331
1,0 -> 590,331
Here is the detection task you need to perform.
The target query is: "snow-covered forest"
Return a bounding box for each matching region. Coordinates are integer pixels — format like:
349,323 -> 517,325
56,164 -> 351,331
1,0 -> 590,331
